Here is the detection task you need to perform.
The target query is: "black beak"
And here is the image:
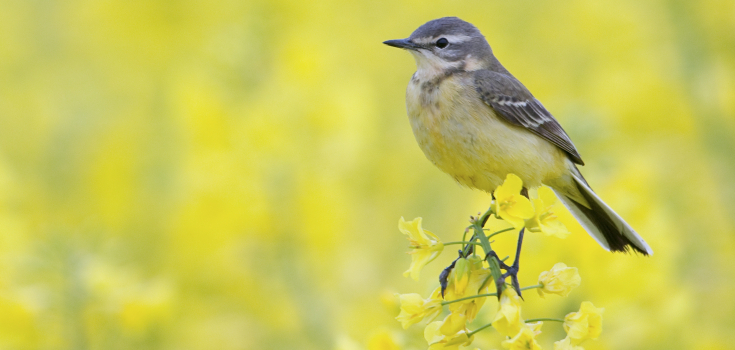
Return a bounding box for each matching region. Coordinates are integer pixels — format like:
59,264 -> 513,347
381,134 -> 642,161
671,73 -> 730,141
383,38 -> 419,50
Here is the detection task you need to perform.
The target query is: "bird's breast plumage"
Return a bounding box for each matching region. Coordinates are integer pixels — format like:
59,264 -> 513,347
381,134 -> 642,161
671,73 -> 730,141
405,71 -> 569,192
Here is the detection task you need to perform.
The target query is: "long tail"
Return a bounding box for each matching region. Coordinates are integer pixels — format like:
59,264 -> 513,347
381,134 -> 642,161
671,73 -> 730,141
553,174 -> 653,255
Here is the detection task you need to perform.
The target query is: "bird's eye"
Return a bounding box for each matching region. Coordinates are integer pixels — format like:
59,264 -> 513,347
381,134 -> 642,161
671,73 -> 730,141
436,38 -> 449,49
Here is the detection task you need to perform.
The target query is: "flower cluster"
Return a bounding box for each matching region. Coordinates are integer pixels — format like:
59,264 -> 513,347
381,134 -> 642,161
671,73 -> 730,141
395,174 -> 605,350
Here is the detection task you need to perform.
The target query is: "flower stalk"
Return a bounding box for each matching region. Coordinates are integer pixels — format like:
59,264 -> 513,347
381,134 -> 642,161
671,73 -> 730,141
393,173 -> 605,350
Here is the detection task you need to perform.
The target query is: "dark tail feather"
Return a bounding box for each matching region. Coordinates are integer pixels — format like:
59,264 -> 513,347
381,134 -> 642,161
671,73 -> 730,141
554,175 -> 653,256
570,191 -> 644,254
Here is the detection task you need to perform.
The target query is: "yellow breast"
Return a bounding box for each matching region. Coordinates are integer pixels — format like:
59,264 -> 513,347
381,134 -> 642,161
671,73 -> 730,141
405,73 -> 569,192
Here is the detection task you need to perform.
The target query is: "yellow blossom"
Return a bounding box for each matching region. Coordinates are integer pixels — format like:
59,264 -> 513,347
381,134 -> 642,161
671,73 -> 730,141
399,217 -> 444,280
425,321 -> 474,350
554,337 -> 584,350
439,311 -> 468,337
501,326 -> 542,350
444,256 -> 491,322
537,263 -> 581,298
525,187 -> 570,238
493,174 -> 534,228
563,302 -> 604,345
395,287 -> 443,329
491,288 -> 524,337
453,258 -> 471,296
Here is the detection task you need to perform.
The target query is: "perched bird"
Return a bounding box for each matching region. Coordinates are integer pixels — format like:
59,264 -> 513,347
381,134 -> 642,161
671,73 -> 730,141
384,17 -> 652,255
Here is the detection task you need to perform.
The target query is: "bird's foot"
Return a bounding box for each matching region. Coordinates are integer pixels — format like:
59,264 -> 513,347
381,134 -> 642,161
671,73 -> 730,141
506,227 -> 525,298
439,253 -> 461,298
502,262 -> 522,299
484,228 -> 525,298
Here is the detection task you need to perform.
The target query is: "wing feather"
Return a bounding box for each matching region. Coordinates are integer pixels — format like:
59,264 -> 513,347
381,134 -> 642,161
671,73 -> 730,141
474,70 -> 584,165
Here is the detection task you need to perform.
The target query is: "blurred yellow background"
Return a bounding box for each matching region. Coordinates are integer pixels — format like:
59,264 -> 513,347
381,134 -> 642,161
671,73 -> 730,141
0,0 -> 734,349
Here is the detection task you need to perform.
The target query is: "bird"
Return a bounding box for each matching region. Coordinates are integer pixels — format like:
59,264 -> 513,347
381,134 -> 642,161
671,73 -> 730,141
384,17 -> 652,256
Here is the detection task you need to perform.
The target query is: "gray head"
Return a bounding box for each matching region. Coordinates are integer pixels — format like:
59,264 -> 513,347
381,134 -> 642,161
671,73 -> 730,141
384,17 -> 501,74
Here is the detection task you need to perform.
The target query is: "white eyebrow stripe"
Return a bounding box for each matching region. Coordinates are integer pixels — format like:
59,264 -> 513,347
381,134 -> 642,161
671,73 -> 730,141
441,34 -> 474,43
412,34 -> 474,45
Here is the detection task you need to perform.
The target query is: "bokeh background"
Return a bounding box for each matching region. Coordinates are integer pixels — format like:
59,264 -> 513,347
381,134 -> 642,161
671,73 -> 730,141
0,0 -> 734,349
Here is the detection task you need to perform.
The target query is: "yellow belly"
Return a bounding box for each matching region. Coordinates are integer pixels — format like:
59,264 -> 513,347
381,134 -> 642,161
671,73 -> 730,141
406,74 -> 569,192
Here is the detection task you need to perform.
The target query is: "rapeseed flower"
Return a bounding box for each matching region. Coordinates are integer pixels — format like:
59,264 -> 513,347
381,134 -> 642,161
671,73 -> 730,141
564,302 -> 604,345
537,263 -> 581,298
395,287 -> 443,329
452,257 -> 471,296
491,287 -> 524,337
438,311 -> 468,337
526,187 -> 570,238
425,321 -> 474,350
493,174 -> 534,228
444,256 -> 491,322
501,323 -> 543,350
553,336 -> 584,350
399,217 -> 444,280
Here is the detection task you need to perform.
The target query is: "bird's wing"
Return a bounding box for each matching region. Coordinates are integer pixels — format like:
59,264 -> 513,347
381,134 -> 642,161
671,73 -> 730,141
474,69 -> 584,165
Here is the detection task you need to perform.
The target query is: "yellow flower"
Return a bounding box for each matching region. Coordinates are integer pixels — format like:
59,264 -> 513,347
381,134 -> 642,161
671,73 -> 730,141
491,288 -> 524,337
399,217 -> 444,281
493,174 -> 534,228
425,321 -> 474,350
453,258 -> 471,296
439,311 -> 468,337
563,302 -> 604,345
537,263 -> 581,298
444,256 -> 491,322
554,336 -> 584,350
395,287 -> 443,329
525,187 -> 570,238
501,326 -> 542,350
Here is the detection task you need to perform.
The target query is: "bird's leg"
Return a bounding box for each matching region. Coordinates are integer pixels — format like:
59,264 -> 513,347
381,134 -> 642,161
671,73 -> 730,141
439,254 -> 460,298
496,187 -> 528,297
502,227 -> 525,298
484,249 -> 510,297
486,188 -> 528,297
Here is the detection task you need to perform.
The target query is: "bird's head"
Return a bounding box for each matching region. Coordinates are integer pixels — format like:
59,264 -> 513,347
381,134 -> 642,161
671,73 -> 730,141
383,17 -> 495,77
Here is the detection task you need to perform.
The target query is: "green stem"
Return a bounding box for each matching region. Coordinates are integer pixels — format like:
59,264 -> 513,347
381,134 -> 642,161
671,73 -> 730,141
470,207 -> 507,295
486,227 -> 515,239
441,292 -> 498,306
487,257 -> 503,293
444,241 -> 482,247
472,209 -> 494,257
520,284 -> 543,291
462,225 -> 471,244
525,318 -> 564,323
468,322 -> 494,336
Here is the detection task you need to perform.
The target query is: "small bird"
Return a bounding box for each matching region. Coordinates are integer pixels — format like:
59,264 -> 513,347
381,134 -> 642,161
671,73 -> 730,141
384,17 -> 652,255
